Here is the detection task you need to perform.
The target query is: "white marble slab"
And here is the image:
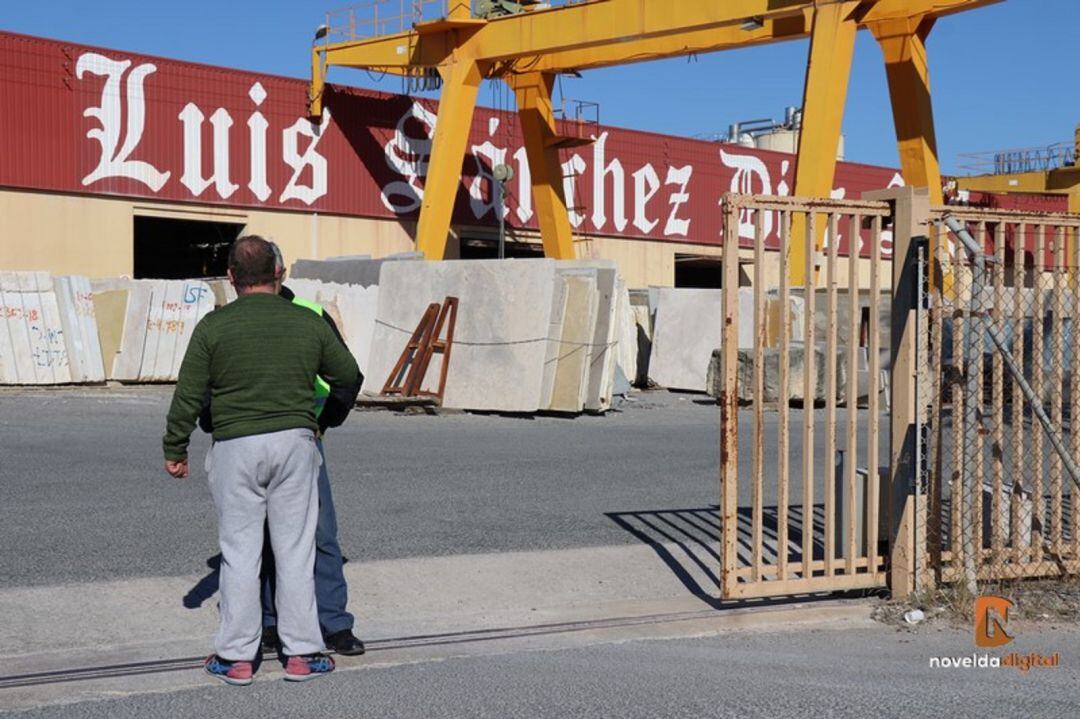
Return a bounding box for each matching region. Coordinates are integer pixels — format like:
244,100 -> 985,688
365,259 -> 557,412
649,288 -> 758,392
547,273 -> 598,413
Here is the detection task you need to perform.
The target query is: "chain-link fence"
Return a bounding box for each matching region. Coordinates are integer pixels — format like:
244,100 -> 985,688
926,211 -> 1080,588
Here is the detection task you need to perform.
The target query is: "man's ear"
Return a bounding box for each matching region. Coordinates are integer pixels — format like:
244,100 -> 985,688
226,269 -> 235,283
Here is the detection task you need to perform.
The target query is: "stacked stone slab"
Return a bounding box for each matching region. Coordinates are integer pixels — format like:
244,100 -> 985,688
365,259 -> 561,412
285,279 -> 379,380
290,254 -> 421,288
557,260 -> 620,412
0,271 -> 105,385
627,289 -> 654,386
614,279 -> 637,392
649,287 -> 807,393
538,275 -> 570,410
361,259 -> 630,414
90,278 -> 215,382
54,275 -> 107,383
546,269 -> 599,413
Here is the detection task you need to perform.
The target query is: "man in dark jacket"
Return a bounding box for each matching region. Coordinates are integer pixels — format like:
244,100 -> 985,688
260,244 -> 367,656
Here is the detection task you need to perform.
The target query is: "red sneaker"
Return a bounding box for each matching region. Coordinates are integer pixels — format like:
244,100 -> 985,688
204,654 -> 254,686
284,653 -> 336,682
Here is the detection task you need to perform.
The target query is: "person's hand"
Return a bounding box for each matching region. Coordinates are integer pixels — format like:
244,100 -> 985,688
165,459 -> 189,479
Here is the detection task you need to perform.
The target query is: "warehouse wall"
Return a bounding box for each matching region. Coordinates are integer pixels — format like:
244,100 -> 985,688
0,189 -> 415,277
0,188 -> 883,289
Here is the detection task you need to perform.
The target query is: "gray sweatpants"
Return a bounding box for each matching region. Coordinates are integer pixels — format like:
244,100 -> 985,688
206,427 -> 325,660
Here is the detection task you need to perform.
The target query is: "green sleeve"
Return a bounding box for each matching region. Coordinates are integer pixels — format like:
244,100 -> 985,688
163,319 -> 213,461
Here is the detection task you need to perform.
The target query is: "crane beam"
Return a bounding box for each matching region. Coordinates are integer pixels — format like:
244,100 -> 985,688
309,0 -> 1004,275
312,0 -> 1000,80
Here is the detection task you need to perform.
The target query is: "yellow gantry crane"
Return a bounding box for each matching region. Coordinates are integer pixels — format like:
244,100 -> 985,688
309,0 -> 1001,284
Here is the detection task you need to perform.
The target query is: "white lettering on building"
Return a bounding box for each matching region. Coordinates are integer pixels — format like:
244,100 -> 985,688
280,109 -> 330,205
631,164 -> 660,234
561,154 -> 587,228
512,146 -> 533,223
468,117 -> 508,220
663,165 -> 693,237
76,53 -> 170,191
381,101 -> 437,214
591,132 -> 627,232
246,82 -> 271,202
721,149 -> 772,239
178,104 -> 239,199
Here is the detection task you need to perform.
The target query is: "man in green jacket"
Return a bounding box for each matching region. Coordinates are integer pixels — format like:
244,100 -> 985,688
163,236 -> 361,685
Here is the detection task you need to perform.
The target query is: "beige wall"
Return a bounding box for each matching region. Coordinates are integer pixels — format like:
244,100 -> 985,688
0,188 -> 886,289
0,189 -> 415,278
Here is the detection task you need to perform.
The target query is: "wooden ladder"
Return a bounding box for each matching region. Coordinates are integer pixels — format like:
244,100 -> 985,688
381,296 -> 459,402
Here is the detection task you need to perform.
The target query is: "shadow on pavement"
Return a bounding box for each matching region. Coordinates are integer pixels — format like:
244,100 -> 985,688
606,504 -> 834,610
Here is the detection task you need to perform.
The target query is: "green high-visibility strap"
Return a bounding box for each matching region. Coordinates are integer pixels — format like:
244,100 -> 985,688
291,295 -> 332,417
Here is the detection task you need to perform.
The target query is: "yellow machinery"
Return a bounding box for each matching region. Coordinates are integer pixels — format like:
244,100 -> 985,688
309,0 -> 1001,284
955,125 -> 1080,213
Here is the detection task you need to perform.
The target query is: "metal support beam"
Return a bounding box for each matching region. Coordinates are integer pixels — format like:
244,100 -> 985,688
871,18 -> 946,293
415,60 -> 484,260
870,18 -> 943,205
511,72 -> 576,260
865,185 -> 930,600
310,49 -> 326,117
789,2 -> 859,286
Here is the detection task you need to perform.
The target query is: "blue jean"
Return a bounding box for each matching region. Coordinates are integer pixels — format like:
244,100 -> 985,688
261,440 -> 354,636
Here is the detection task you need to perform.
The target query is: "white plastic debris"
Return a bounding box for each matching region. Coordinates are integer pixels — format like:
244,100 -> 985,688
903,609 -> 925,625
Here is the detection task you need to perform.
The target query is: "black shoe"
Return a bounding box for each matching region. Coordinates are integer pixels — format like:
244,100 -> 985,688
324,629 -> 366,656
260,625 -> 280,654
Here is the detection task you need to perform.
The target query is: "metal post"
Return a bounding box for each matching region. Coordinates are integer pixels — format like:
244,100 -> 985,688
863,185 -> 929,600
956,218 -> 987,596
497,177 -> 506,259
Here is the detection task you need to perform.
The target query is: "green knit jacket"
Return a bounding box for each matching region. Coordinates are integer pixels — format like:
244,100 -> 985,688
163,292 -> 360,461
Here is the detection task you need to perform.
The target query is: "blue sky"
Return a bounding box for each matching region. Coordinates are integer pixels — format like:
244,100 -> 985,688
1,0 -> 1074,174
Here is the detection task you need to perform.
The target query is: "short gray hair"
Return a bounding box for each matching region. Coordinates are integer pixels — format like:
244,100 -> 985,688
268,240 -> 285,272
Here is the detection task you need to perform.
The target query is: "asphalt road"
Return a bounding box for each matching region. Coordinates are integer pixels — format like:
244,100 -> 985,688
7,626 -> 1077,719
0,387 -> 883,588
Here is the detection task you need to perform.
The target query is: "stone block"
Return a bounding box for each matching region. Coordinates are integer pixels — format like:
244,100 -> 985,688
0,271 -> 71,385
539,275 -> 569,411
559,260 -> 619,412
705,343 -> 848,404
364,259 -> 557,412
285,280 -> 379,379
55,275 -> 106,383
290,254 -> 420,288
548,272 -> 599,413
93,290 -> 128,380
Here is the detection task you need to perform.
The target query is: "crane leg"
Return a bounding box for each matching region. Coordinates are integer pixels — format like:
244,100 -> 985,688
512,72 -> 576,259
871,17 -> 946,290
789,1 -> 859,287
415,59 -> 483,260
309,49 -> 325,117
871,18 -> 942,205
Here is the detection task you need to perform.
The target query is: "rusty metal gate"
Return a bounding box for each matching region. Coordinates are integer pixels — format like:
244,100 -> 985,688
718,194 -> 892,599
925,208 -> 1080,588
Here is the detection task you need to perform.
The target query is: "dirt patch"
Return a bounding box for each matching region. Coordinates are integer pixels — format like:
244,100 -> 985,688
872,578 -> 1080,631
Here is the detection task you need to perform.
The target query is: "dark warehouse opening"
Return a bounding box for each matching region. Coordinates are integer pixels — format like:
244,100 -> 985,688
133,216 -> 245,279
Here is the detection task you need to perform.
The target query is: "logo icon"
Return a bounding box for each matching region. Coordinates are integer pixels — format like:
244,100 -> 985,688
975,596 -> 1015,648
